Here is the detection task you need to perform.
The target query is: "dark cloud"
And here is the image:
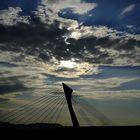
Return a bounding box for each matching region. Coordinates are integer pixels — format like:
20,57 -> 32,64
0,84 -> 27,94
0,98 -> 9,102
0,19 -> 68,58
0,20 -> 140,65
0,3 -> 140,66
0,61 -> 18,67
0,75 -> 29,94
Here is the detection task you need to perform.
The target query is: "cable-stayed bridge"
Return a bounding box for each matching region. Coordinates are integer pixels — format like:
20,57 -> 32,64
0,83 -> 114,128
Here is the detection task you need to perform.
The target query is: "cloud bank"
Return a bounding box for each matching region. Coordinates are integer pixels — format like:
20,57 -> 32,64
0,0 -> 140,73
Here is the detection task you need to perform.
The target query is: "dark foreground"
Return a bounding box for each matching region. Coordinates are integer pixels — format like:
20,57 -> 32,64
0,122 -> 139,134
0,123 -> 139,139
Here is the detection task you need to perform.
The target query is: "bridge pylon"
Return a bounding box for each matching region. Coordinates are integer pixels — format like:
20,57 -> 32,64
62,83 -> 80,127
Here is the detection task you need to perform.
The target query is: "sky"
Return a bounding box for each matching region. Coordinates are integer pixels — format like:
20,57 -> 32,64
0,0 -> 140,126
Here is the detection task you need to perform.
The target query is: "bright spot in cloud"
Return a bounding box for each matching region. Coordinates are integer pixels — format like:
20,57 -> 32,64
59,60 -> 77,69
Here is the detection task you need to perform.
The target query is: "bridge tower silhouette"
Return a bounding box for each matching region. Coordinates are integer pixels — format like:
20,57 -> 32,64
62,83 -> 80,127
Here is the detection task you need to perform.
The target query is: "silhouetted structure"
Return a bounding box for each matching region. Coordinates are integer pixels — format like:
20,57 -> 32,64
62,83 -> 80,127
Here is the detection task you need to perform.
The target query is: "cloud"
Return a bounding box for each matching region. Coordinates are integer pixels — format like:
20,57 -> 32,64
81,90 -> 140,100
34,0 -> 97,26
52,73 -> 140,100
111,78 -> 140,91
0,7 -> 30,26
0,71 -> 29,94
120,4 -> 135,16
0,60 -> 139,100
0,84 -> 27,94
65,25 -> 140,40
0,1 -> 140,68
63,3 -> 97,15
41,0 -> 97,15
0,22 -> 140,67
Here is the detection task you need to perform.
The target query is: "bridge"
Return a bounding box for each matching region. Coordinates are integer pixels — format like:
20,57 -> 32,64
0,83 -> 114,128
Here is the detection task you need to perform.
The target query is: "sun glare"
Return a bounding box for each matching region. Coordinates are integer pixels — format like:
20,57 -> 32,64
59,60 -> 77,69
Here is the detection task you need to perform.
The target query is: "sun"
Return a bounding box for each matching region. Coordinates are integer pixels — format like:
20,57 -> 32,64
59,60 -> 77,69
